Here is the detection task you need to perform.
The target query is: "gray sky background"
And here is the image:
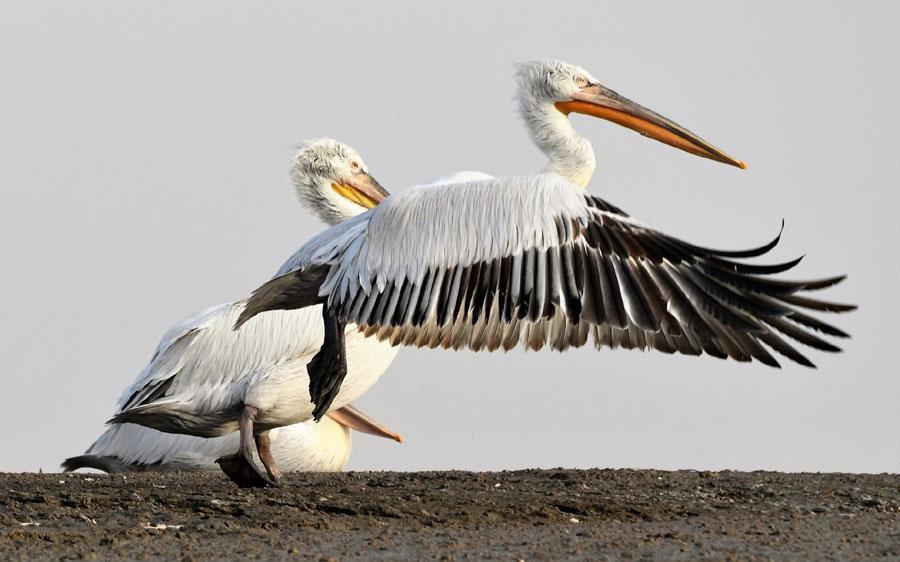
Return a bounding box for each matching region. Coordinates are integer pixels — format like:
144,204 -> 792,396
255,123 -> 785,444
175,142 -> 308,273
1,1 -> 897,474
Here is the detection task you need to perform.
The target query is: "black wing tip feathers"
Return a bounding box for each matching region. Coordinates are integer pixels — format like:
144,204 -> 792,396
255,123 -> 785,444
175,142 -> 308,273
60,456 -> 83,472
61,455 -> 134,474
780,293 -> 857,314
308,362 -> 344,421
234,293 -> 264,331
231,308 -> 263,332
234,266 -> 330,331
696,219 -> 786,259
234,308 -> 254,331
801,274 -> 847,291
308,308 -> 348,422
793,354 -> 817,369
307,347 -> 346,422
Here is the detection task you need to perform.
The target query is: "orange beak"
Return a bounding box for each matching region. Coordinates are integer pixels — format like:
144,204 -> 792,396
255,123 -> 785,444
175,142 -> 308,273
327,404 -> 403,443
331,171 -> 391,209
556,84 -> 746,169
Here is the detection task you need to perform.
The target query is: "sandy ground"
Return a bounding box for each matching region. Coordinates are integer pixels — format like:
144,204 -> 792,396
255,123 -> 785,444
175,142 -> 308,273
0,469 -> 897,561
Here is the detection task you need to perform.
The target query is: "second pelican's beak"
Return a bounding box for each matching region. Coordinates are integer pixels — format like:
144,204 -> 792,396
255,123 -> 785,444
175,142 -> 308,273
332,172 -> 390,209
556,84 -> 747,169
327,405 -> 403,443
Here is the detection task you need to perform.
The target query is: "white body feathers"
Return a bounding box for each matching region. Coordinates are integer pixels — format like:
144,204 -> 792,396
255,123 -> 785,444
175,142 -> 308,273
111,301 -> 398,436
80,415 -> 352,472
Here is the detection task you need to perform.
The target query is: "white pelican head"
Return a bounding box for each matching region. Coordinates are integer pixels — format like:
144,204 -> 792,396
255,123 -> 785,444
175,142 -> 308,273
515,59 -> 745,180
516,59 -> 602,107
291,138 -> 390,226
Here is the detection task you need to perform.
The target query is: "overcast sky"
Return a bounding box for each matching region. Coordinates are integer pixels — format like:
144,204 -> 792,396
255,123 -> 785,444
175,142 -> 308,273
1,1 -> 897,474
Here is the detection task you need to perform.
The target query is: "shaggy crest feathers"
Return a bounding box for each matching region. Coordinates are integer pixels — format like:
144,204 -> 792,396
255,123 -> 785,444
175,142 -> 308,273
291,138 -> 371,226
514,59 -> 598,104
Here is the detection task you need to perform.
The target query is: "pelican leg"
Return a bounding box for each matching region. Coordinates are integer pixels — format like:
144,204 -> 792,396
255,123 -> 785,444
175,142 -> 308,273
215,405 -> 279,488
307,307 -> 347,421
254,431 -> 283,484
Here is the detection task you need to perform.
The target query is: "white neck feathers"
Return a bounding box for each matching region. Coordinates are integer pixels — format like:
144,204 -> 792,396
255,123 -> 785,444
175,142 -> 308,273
519,101 -> 596,188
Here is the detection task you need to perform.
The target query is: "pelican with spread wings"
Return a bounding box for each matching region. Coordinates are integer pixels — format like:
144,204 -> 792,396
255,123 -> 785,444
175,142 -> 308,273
238,59 -> 853,434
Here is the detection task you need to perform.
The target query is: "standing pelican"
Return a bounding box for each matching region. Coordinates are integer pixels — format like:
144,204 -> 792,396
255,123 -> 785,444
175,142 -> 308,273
236,60 -> 854,428
101,139 -> 400,486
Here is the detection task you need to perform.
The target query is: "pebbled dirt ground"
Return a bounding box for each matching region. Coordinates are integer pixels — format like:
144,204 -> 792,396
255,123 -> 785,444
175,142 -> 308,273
0,469 -> 897,561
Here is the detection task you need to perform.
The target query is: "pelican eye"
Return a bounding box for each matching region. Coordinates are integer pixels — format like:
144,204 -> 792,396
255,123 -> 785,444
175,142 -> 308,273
574,75 -> 588,88
350,161 -> 361,172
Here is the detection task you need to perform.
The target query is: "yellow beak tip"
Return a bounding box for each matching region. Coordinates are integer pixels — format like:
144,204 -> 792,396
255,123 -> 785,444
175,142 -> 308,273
737,160 -> 748,170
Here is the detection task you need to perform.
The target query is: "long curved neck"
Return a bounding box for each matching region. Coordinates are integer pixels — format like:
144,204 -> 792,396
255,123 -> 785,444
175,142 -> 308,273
519,101 -> 596,188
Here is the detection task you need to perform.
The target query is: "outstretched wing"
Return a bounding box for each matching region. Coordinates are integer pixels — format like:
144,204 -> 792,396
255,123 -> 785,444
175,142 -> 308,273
242,174 -> 853,368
